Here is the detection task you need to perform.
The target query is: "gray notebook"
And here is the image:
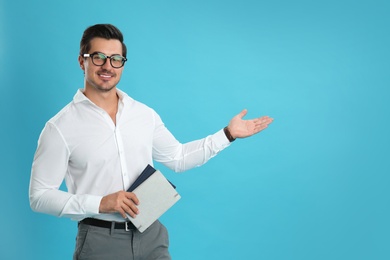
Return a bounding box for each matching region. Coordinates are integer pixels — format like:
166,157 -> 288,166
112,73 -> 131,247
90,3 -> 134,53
126,170 -> 181,233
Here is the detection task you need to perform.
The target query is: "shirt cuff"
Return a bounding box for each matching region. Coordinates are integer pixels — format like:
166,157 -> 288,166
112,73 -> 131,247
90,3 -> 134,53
85,195 -> 103,215
212,129 -> 232,150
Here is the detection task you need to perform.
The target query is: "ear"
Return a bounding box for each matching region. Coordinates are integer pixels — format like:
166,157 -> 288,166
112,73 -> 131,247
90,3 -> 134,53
78,55 -> 85,71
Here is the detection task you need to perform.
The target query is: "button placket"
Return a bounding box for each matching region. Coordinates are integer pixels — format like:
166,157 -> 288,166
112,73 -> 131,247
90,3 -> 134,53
114,127 -> 130,190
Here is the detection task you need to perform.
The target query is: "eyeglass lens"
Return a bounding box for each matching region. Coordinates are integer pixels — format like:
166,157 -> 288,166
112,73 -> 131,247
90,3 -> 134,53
91,53 -> 125,68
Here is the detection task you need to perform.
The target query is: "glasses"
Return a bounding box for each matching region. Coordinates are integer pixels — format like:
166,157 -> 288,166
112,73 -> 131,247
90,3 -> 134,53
83,52 -> 127,68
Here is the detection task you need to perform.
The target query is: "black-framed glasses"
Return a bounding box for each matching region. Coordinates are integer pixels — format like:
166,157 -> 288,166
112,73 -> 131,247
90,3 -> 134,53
83,52 -> 127,68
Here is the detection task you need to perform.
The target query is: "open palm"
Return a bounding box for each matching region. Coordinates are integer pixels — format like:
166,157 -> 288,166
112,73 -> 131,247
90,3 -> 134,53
228,109 -> 273,139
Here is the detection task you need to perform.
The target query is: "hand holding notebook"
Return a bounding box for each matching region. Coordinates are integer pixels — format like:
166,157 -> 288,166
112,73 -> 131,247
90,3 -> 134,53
126,165 -> 181,233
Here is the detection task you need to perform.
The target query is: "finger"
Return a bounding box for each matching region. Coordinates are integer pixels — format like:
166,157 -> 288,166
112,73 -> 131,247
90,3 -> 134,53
122,200 -> 139,218
254,122 -> 272,132
118,208 -> 127,219
255,122 -> 272,130
254,116 -> 271,122
126,192 -> 139,205
255,117 -> 273,126
128,202 -> 139,216
124,196 -> 139,214
237,109 -> 248,119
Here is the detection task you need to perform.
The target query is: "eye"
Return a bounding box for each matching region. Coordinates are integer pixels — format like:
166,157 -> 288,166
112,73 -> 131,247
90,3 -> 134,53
112,55 -> 124,62
95,53 -> 106,60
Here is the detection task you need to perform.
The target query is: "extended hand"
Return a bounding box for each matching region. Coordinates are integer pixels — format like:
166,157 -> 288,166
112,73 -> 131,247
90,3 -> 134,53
227,109 -> 273,139
99,191 -> 139,219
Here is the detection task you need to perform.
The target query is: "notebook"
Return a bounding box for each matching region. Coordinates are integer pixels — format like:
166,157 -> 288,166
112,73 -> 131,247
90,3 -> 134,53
126,165 -> 181,233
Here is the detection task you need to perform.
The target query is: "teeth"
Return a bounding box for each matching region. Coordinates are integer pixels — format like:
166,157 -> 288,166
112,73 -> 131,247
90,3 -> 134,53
100,74 -> 112,78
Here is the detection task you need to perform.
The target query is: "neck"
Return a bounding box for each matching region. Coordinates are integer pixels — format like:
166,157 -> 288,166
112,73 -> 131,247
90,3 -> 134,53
85,85 -> 117,103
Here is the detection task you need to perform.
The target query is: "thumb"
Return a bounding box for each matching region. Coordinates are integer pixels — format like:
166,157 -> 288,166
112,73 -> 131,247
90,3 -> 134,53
237,109 -> 248,119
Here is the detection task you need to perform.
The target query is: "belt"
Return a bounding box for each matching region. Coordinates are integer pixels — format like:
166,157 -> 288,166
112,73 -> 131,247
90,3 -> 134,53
80,218 -> 137,231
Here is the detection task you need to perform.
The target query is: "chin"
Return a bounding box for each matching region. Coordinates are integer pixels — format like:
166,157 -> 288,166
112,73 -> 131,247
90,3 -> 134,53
98,85 -> 116,92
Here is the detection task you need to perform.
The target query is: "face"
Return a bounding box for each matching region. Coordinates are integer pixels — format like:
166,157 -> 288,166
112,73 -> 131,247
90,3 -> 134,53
78,37 -> 125,93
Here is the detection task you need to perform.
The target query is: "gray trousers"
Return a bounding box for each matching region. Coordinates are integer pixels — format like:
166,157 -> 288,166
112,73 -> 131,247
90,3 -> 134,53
73,220 -> 171,260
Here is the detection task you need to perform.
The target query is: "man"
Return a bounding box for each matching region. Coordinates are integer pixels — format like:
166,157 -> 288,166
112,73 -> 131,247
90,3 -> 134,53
29,24 -> 273,260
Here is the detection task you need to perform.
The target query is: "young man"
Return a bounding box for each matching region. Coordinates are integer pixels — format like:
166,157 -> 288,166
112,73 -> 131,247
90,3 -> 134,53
29,24 -> 273,260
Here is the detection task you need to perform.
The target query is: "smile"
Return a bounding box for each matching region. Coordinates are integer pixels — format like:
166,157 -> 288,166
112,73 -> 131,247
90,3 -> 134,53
98,73 -> 113,79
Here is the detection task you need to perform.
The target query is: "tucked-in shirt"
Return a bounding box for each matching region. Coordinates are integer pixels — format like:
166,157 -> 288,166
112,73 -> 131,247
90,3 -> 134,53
29,89 -> 230,222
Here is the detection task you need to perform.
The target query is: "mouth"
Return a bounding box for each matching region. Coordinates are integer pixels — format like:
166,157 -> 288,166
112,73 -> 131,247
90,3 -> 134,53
97,71 -> 115,81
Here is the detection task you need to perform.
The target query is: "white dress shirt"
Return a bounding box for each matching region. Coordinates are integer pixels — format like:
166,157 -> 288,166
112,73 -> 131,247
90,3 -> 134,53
30,89 -> 231,222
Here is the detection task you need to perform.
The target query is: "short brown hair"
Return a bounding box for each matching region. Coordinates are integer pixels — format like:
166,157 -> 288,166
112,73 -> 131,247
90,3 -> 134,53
79,24 -> 127,57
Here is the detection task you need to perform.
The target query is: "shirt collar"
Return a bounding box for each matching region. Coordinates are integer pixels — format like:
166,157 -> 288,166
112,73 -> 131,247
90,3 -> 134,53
73,88 -> 131,105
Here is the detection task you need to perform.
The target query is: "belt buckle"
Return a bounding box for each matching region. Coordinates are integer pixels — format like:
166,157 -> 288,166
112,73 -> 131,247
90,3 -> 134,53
125,222 -> 130,231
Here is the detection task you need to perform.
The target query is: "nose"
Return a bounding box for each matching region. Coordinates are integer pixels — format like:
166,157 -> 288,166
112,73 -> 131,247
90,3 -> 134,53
101,58 -> 114,70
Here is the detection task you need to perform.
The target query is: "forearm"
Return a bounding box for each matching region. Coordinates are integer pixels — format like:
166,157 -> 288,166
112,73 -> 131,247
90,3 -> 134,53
154,129 -> 231,172
29,185 -> 102,220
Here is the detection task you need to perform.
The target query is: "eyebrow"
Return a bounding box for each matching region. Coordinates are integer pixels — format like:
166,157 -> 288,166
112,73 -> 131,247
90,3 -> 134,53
90,51 -> 123,56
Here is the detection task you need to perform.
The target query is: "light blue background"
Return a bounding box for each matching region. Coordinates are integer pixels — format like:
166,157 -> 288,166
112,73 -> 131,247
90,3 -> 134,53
1,0 -> 389,259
